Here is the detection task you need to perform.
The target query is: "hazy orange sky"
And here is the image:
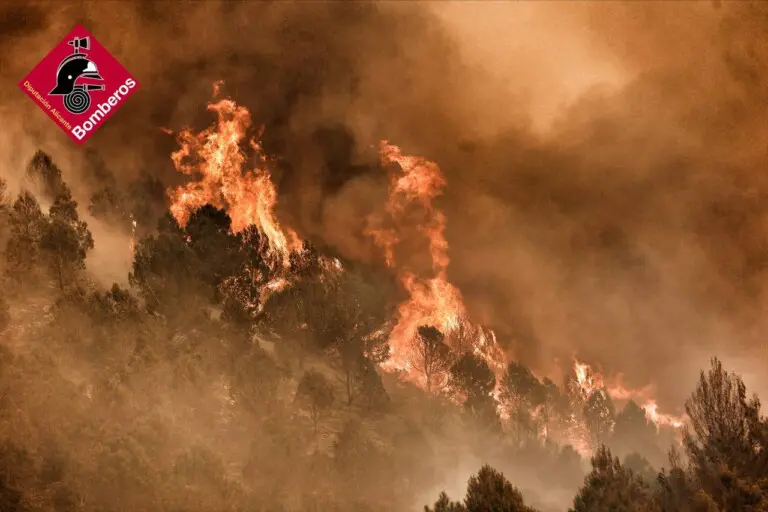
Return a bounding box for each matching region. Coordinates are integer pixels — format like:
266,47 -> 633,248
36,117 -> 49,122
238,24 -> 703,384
431,2 -> 629,133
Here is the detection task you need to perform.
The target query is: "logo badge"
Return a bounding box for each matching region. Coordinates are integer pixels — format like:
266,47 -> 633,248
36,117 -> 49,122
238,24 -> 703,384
19,24 -> 139,145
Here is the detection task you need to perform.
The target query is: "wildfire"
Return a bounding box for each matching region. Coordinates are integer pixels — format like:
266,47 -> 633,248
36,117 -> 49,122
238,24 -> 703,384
573,359 -> 686,430
642,400 -> 684,429
164,84 -> 685,448
367,142 -> 505,381
574,359 -> 603,399
166,81 -> 301,267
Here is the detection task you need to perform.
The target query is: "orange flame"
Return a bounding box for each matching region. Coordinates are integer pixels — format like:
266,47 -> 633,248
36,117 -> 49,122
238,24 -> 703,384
367,142 -> 505,381
167,82 -> 300,266
128,214 -> 137,257
574,359 -> 685,429
642,400 -> 684,429
574,359 -> 603,399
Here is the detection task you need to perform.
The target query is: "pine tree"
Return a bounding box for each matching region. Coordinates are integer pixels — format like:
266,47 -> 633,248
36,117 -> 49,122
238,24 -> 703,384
426,464 -> 538,512
614,401 -> 658,450
40,185 -> 94,291
4,191 -> 45,288
411,325 -> 452,393
465,465 -> 538,512
499,361 -> 547,445
26,150 -> 65,199
425,492 -> 467,512
679,358 -> 768,510
583,390 -> 616,448
295,370 -> 335,438
571,445 -> 656,512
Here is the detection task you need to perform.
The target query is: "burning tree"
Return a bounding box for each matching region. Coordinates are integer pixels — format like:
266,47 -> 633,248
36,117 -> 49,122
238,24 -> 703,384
450,353 -> 496,403
450,353 -> 499,430
583,390 -> 616,449
410,325 -> 452,393
445,318 -> 482,358
166,82 -> 301,269
499,361 -> 548,445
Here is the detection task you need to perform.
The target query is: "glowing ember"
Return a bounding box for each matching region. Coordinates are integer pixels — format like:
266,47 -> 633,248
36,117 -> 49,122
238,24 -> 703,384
574,359 -> 603,399
166,81 -> 301,267
259,277 -> 289,306
128,213 -> 137,257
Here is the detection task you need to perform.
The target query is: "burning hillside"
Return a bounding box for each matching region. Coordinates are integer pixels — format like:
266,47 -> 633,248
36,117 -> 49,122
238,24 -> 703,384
2,2 -> 768,511
162,82 -> 685,451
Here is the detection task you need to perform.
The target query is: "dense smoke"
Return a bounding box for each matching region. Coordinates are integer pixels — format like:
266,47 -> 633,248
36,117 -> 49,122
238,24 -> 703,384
1,2 -> 768,509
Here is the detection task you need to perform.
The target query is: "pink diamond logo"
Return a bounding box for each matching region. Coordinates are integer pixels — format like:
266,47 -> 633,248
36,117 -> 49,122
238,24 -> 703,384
18,24 -> 139,145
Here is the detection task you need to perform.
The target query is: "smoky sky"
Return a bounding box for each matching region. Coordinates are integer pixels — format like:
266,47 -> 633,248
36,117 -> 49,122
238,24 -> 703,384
2,1 -> 768,412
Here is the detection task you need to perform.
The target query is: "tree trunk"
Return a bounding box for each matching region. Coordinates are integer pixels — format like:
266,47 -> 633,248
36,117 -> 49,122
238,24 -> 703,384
56,256 -> 64,291
346,371 -> 353,406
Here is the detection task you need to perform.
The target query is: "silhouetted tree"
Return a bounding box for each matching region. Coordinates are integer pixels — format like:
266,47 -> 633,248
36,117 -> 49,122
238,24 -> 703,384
654,447 -> 703,512
295,370 -> 335,438
465,465 -> 538,512
411,325 -> 452,393
583,391 -> 616,448
681,357 -> 768,510
89,184 -> 127,226
450,353 -> 499,428
500,361 -> 547,444
40,185 -> 94,291
327,271 -> 391,405
333,418 -> 392,504
570,445 -> 655,512
230,345 -> 283,412
88,283 -> 141,325
540,377 -> 569,441
129,213 -> 203,314
445,318 -> 482,358
427,464 -> 538,512
450,353 -> 496,402
184,205 -> 242,292
356,357 -> 390,411
426,492 -> 466,512
553,444 -> 586,490
4,191 -> 44,287
500,362 -> 546,409
26,150 -> 64,199
613,400 -> 660,461
125,169 -> 168,235
623,452 -> 657,485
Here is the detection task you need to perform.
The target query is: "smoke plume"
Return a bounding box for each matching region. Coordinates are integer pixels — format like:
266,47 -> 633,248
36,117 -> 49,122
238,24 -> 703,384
2,0 -> 767,413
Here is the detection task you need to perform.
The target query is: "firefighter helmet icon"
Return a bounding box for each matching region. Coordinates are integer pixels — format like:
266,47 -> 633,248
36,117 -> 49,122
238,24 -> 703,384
49,36 -> 105,114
